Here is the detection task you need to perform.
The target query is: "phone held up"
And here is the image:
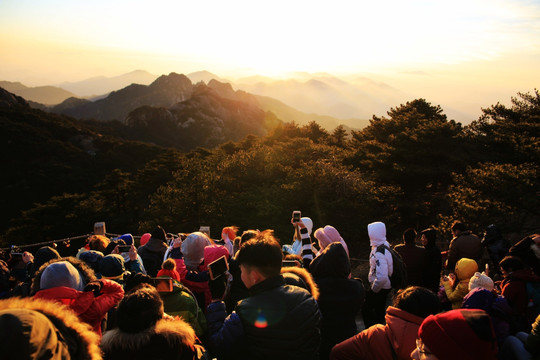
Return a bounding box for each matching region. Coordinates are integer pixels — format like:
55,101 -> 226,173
292,210 -> 301,223
118,245 -> 131,253
208,255 -> 229,280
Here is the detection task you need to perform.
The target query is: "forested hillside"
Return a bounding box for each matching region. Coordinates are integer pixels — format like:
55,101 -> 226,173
1,88 -> 538,257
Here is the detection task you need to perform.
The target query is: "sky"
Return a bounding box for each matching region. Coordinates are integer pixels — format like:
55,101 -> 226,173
1,0 -> 539,121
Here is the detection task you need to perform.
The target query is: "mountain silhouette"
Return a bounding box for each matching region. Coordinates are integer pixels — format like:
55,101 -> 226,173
0,81 -> 76,105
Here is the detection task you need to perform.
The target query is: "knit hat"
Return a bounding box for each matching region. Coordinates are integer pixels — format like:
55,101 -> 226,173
156,269 -> 180,281
99,254 -> 126,278
469,272 -> 495,291
78,250 -> 104,272
314,225 -> 349,255
32,246 -> 61,276
418,309 -> 498,360
0,308 -> 70,359
40,261 -> 85,291
118,233 -> 134,245
140,233 -> 151,246
301,217 -> 313,235
151,226 -> 167,242
182,232 -> 211,268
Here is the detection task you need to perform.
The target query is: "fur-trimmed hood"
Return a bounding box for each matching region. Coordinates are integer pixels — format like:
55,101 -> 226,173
281,266 -> 320,300
0,297 -> 102,360
100,317 -> 198,360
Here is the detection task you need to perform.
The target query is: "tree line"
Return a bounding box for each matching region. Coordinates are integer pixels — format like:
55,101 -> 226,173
1,90 -> 538,257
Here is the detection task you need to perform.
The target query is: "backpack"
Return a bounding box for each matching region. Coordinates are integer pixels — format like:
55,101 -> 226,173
377,244 -> 408,289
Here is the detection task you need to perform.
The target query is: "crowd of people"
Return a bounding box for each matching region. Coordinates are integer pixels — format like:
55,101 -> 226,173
0,216 -> 539,360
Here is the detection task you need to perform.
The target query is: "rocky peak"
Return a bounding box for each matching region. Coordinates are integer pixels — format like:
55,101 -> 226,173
0,87 -> 29,109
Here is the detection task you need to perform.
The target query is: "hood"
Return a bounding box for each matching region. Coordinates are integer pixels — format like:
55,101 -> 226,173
309,242 -> 350,279
368,222 -> 386,246
0,297 -> 101,360
281,266 -> 320,300
202,245 -> 229,270
181,232 -> 211,268
455,258 -> 479,281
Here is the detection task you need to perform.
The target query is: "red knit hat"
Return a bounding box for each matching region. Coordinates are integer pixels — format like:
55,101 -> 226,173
418,309 -> 497,360
156,269 -> 180,281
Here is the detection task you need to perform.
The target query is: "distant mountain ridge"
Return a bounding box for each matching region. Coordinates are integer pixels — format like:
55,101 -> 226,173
0,81 -> 76,105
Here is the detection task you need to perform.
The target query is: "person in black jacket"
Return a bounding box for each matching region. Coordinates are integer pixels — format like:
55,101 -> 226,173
309,242 -> 364,360
420,228 -> 442,294
206,230 -> 321,360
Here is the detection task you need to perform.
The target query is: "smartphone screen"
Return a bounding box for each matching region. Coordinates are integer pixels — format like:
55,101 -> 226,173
292,211 -> 301,222
152,277 -> 173,292
208,255 -> 229,280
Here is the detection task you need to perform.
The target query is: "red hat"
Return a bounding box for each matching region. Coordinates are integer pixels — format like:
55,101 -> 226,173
419,309 -> 497,360
140,233 -> 151,246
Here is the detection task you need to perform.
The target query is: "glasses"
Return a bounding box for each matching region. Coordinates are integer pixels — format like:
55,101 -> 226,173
416,338 -> 433,356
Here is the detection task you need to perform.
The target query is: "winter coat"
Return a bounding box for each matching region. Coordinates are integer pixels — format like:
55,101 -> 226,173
0,296 -> 102,360
330,306 -> 424,360
138,237 -> 168,277
509,236 -> 540,277
101,317 -> 204,360
447,231 -> 482,271
443,257 -> 478,309
34,279 -> 124,335
394,243 -> 427,287
367,222 -> 392,293
309,242 -> 365,360
206,275 -> 321,360
159,279 -> 207,338
501,268 -> 540,330
423,243 -> 443,293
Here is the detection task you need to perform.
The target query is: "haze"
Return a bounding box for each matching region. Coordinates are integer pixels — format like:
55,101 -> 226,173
1,0 -> 539,124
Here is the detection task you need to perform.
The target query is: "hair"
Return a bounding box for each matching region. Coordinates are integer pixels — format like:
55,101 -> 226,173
499,255 -> 526,273
403,228 -> 417,245
162,258 -> 176,271
451,220 -> 467,233
240,230 -> 259,246
393,286 -> 440,319
123,272 -> 153,293
117,283 -> 164,333
236,230 -> 283,278
421,228 -> 437,247
87,235 -> 110,253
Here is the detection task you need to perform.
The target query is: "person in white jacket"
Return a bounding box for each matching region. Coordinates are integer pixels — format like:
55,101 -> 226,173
361,221 -> 393,327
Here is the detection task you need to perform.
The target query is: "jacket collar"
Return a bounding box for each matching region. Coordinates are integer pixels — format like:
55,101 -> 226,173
249,275 -> 284,296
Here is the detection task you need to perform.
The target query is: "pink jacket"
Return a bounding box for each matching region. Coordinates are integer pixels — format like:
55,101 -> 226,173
34,279 -> 124,335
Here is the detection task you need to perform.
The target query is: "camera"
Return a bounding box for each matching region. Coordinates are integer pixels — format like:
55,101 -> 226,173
208,255 -> 229,280
152,277 -> 173,292
292,210 -> 301,223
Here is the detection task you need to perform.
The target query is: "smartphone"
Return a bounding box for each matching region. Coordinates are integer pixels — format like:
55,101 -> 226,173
152,277 -> 173,292
118,245 -> 131,253
208,255 -> 229,280
292,210 -> 301,223
282,260 -> 299,268
10,252 -> 23,258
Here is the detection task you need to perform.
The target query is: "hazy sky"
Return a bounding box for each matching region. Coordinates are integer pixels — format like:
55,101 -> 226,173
1,0 -> 539,121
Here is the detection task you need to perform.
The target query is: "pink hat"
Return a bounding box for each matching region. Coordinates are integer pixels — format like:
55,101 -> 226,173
314,225 -> 349,256
140,233 -> 151,246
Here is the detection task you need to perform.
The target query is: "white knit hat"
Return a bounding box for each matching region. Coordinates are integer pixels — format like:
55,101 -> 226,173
468,272 -> 494,291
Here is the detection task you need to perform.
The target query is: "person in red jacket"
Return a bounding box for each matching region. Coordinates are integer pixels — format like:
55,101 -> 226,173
32,257 -> 124,336
331,286 -> 440,360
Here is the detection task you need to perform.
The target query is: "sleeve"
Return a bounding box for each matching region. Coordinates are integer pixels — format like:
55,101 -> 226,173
125,259 -> 144,274
206,301 -> 245,359
93,279 -> 124,316
526,314 -> 540,355
447,239 -> 458,270
300,227 -> 314,268
330,331 -> 369,360
371,251 -> 389,293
